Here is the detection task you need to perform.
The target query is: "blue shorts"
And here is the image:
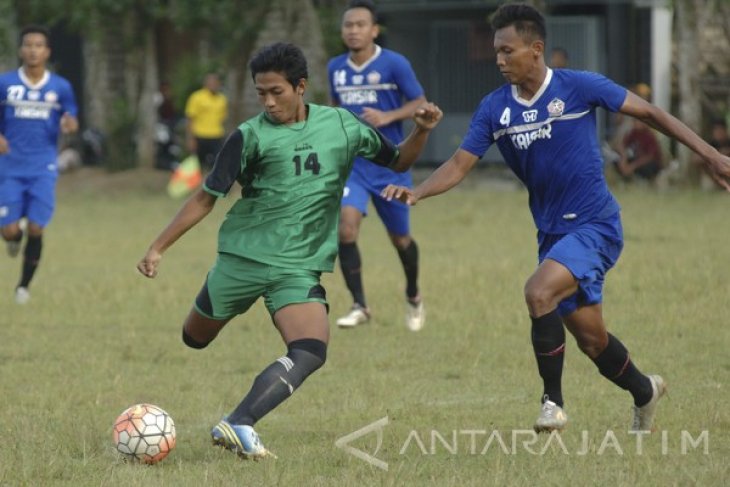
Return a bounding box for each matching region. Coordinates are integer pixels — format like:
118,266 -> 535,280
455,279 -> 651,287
0,174 -> 57,227
538,213 -> 624,317
342,159 -> 412,236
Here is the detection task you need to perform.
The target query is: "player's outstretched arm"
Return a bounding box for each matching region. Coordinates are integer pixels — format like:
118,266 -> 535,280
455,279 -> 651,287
137,188 -> 217,278
390,102 -> 443,172
361,96 -> 427,127
620,92 -> 730,191
382,148 -> 480,205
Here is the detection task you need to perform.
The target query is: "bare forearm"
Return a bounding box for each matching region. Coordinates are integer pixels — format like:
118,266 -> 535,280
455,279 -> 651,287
641,107 -> 714,161
392,126 -> 431,172
413,158 -> 471,200
148,189 -> 215,253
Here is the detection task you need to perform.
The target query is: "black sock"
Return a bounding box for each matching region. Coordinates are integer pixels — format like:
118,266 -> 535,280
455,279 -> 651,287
339,242 -> 366,307
592,334 -> 653,406
396,240 -> 419,300
227,339 -> 327,426
531,310 -> 565,407
19,235 -> 42,288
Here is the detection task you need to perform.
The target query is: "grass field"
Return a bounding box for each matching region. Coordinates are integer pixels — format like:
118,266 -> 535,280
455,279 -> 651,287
1,168 -> 728,486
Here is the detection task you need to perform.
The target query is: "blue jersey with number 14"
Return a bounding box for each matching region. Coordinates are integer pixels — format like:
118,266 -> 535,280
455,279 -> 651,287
461,69 -> 627,234
0,68 -> 78,176
328,45 -> 423,185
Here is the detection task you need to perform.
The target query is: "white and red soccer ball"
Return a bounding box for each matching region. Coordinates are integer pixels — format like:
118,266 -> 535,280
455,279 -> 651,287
113,403 -> 176,464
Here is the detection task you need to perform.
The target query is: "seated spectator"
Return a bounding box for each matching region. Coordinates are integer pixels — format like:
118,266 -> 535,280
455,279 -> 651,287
614,117 -> 665,182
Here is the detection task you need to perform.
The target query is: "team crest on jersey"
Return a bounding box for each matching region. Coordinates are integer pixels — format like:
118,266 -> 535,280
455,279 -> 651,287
28,90 -> 41,101
366,71 -> 381,85
547,98 -> 565,117
44,91 -> 58,103
352,74 -> 364,85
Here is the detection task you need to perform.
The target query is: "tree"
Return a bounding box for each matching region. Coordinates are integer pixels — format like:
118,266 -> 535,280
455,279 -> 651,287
674,0 -> 730,178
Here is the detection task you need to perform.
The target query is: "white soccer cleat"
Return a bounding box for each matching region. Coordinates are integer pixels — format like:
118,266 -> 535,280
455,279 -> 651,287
405,299 -> 425,331
630,374 -> 666,432
336,305 -> 370,328
15,286 -> 30,305
534,399 -> 568,433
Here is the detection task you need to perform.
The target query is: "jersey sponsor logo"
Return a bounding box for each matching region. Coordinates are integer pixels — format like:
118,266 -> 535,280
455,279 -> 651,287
333,70 -> 347,86
366,71 -> 381,84
522,110 -> 538,122
509,123 -> 552,150
339,89 -> 378,105
547,98 -> 565,117
352,74 -> 364,85
13,103 -> 52,120
294,142 -> 313,152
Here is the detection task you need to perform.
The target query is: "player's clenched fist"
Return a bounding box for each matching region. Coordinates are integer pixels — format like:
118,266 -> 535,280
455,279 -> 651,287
412,102 -> 442,130
137,249 -> 162,278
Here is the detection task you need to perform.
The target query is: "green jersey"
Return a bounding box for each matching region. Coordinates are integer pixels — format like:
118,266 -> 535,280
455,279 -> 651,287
203,103 -> 399,271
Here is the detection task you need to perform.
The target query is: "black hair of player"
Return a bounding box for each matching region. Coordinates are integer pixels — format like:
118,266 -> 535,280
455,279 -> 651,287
249,42 -> 309,89
19,25 -> 51,46
347,0 -> 378,24
491,3 -> 547,42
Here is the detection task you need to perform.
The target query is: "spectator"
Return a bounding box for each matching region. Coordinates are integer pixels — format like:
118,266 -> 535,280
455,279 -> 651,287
184,72 -> 228,172
549,47 -> 569,68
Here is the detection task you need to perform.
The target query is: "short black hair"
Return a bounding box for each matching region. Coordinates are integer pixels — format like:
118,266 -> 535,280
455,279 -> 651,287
249,42 -> 309,88
491,3 -> 547,42
346,0 -> 378,23
19,25 -> 50,46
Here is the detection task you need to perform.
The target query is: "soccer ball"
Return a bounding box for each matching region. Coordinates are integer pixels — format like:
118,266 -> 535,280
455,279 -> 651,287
113,403 -> 176,464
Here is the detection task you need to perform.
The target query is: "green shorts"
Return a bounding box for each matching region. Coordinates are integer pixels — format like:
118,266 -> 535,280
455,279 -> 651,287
194,252 -> 328,320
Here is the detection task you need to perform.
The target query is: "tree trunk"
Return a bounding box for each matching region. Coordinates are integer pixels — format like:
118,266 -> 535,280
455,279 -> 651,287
134,27 -> 158,169
675,0 -> 701,177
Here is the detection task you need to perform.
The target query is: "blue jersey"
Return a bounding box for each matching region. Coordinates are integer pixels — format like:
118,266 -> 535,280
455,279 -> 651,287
0,69 -> 78,176
328,45 -> 424,183
461,69 -> 627,234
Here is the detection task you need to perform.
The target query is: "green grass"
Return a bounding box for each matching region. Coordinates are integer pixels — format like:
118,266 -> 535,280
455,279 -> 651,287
1,169 -> 728,486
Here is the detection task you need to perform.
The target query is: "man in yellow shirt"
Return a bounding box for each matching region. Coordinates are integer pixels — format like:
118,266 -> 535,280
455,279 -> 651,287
185,72 -> 228,171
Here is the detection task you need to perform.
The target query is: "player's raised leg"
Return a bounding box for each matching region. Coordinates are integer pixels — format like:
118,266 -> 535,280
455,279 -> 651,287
1,177 -> 26,259
375,189 -> 425,331
390,233 -> 424,331
14,222 -> 44,304
563,306 -> 665,432
213,301 -> 328,459
337,203 -> 371,327
2,222 -> 23,258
